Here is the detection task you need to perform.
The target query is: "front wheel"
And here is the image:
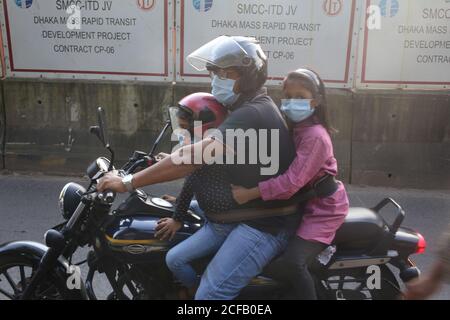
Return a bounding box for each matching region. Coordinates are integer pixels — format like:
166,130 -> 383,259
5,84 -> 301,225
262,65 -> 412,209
317,265 -> 402,300
0,255 -> 74,300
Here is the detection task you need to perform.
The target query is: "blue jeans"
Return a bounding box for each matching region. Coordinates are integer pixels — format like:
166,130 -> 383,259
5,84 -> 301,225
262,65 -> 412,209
165,201 -> 235,288
195,224 -> 290,300
166,201 -> 289,298
188,200 -> 204,218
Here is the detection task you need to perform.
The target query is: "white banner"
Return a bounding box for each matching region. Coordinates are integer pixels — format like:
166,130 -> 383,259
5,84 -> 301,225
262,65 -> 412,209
0,0 -> 172,81
176,0 -> 359,88
357,0 -> 450,89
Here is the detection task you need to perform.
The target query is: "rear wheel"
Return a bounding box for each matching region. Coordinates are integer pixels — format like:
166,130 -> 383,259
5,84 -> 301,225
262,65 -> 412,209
0,255 -> 72,300
318,265 -> 402,300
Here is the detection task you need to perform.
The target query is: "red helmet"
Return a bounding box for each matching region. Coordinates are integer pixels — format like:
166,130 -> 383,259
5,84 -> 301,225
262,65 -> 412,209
177,92 -> 228,133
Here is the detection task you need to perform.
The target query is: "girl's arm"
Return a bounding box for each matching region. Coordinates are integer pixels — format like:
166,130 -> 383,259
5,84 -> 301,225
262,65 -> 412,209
231,185 -> 261,205
155,176 -> 195,240
259,135 -> 329,201
232,135 -> 330,204
171,175 -> 195,222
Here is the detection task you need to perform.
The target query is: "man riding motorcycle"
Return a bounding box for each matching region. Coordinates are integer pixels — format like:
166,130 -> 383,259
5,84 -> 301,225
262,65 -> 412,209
98,35 -> 299,300
0,37 -> 425,302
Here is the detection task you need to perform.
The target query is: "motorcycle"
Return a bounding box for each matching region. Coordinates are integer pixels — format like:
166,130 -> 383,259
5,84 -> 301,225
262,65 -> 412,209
0,107 -> 426,300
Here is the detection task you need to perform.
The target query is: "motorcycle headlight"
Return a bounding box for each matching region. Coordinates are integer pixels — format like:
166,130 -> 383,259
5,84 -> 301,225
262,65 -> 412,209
59,183 -> 86,220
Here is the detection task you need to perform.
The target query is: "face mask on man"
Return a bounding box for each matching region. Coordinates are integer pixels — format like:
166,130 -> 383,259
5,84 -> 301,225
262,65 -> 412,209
211,75 -> 240,107
280,99 -> 315,123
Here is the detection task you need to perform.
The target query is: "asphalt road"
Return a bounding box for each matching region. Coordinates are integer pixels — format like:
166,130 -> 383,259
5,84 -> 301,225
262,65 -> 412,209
0,173 -> 449,300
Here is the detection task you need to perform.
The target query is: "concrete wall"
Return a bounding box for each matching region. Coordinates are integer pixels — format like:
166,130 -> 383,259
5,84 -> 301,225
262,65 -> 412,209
352,90 -> 450,189
0,78 -> 449,189
0,81 -> 5,169
2,79 -> 173,175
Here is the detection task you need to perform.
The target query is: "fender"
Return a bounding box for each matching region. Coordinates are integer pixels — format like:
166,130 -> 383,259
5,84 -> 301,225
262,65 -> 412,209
392,227 -> 422,257
0,241 -> 87,300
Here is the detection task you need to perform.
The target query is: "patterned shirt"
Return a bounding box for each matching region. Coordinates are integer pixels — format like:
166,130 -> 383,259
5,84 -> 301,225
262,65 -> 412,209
172,165 -> 238,221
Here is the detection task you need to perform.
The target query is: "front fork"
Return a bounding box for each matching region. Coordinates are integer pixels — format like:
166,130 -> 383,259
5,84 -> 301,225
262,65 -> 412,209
20,229 -> 67,300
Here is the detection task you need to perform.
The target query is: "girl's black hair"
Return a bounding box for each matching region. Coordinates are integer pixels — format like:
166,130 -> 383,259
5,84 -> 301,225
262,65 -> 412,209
284,68 -> 336,134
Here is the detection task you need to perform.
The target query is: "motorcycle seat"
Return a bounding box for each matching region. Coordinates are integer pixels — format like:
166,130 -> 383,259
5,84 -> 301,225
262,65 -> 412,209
206,204 -> 298,224
333,208 -> 386,250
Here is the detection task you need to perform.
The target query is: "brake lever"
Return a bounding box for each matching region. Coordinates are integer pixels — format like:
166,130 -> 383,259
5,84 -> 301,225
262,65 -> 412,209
82,190 -> 97,196
124,157 -> 155,175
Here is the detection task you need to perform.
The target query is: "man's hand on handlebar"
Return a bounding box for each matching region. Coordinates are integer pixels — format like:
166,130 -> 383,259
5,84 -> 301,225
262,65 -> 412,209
97,171 -> 127,193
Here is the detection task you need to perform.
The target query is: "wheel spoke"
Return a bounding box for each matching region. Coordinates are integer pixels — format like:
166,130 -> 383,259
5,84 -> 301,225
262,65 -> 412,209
355,281 -> 365,291
3,270 -> 19,294
19,266 -> 26,287
337,275 -> 344,290
0,287 -> 15,299
37,283 -> 57,298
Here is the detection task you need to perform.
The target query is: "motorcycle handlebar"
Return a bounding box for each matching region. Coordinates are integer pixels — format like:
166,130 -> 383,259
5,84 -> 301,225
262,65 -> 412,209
97,190 -> 116,204
123,157 -> 154,175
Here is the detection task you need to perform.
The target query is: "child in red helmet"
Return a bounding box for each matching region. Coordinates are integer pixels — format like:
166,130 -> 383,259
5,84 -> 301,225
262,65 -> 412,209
156,92 -> 228,160
155,93 -> 238,299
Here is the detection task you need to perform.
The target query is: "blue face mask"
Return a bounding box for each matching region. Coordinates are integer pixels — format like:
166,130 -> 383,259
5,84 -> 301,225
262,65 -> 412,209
211,75 -> 240,107
176,131 -> 200,146
280,99 -> 315,123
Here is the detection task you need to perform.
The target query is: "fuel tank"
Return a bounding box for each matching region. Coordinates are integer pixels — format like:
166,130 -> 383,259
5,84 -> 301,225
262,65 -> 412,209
104,190 -> 203,262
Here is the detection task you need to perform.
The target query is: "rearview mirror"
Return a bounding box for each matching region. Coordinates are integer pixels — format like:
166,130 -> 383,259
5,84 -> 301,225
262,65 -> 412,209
89,107 -> 115,171
96,107 -> 110,147
89,126 -> 104,146
97,107 -> 109,147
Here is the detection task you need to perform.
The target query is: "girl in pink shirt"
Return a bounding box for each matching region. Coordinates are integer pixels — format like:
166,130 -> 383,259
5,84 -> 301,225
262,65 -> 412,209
231,68 -> 349,300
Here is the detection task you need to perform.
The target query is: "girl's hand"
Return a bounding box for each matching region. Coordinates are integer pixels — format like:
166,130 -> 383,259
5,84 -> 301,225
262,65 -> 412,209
403,261 -> 445,300
403,275 -> 441,300
155,218 -> 183,241
161,194 -> 177,203
231,185 -> 259,205
155,152 -> 170,161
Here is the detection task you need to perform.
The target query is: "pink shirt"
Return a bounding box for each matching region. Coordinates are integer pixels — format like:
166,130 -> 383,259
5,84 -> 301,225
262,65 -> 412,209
258,117 -> 349,245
